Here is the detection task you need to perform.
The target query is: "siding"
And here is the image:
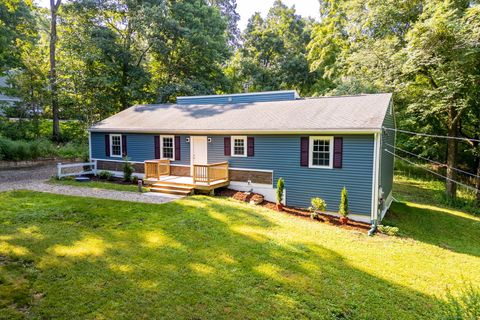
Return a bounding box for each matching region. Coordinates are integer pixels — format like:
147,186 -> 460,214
380,102 -> 395,200
91,133 -> 190,166
91,132 -> 374,215
208,135 -> 374,215
177,91 -> 297,105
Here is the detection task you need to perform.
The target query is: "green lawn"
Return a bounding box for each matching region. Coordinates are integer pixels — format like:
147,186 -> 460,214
49,178 -> 149,193
1,187 -> 479,319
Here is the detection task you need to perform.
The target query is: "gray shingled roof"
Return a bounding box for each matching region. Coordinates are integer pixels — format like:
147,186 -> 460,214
89,93 -> 392,134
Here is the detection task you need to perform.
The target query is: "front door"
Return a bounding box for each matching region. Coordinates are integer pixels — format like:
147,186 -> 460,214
191,136 -> 208,175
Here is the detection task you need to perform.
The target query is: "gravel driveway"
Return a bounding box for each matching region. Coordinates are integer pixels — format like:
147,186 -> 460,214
0,163 -> 179,204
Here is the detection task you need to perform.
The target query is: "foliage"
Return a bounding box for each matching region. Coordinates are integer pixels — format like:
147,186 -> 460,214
226,0 -> 319,96
276,177 -> 284,204
0,135 -> 87,161
338,187 -> 349,217
440,284 -> 480,320
98,170 -> 114,181
122,158 -> 134,182
378,225 -> 399,236
0,191 -> 479,318
50,178 -> 148,192
311,197 -> 327,212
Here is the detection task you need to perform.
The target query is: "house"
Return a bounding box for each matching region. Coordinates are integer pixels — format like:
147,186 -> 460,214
88,90 -> 395,224
0,76 -> 21,116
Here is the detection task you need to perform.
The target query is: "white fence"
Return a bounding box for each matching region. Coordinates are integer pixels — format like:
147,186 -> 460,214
57,161 -> 97,178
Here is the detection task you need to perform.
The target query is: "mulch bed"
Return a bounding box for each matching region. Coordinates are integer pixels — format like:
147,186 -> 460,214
216,188 -> 371,232
83,175 -> 138,186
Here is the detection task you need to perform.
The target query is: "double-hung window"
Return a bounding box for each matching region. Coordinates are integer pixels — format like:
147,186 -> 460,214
231,136 -> 247,157
110,134 -> 122,158
309,136 -> 333,168
161,135 -> 175,160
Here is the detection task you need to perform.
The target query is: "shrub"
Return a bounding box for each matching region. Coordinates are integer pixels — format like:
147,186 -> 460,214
123,158 -> 134,182
311,197 -> 327,212
276,178 -> 285,204
98,171 -> 113,180
440,284 -> 480,320
0,136 -> 87,161
378,225 -> 399,236
132,176 -> 139,185
339,186 -> 349,217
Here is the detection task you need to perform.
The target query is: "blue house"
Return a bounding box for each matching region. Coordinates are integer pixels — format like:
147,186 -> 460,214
89,90 -> 395,224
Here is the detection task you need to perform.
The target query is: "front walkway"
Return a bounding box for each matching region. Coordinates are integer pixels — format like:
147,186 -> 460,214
0,164 -> 180,204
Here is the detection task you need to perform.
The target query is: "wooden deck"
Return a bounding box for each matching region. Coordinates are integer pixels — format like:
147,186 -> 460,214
144,160 -> 230,195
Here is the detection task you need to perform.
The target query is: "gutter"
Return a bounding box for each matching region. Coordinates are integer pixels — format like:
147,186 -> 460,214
87,128 -> 382,135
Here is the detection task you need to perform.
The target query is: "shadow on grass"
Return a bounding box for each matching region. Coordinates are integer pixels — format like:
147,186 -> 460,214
0,191 -> 450,319
385,201 -> 480,257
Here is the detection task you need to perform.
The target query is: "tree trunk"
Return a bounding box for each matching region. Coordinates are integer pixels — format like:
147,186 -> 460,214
49,0 -> 61,141
475,157 -> 480,203
446,107 -> 458,199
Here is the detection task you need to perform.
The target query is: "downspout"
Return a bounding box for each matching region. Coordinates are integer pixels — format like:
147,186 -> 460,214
369,132 -> 381,236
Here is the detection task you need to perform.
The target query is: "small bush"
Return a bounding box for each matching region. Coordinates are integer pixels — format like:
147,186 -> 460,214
440,284 -> 480,320
311,197 -> 327,212
132,176 -> 139,185
98,171 -> 113,180
378,225 -> 399,236
123,158 -> 134,182
276,177 -> 285,204
339,187 -> 349,217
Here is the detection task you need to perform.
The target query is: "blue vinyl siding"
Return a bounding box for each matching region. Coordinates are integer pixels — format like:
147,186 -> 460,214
177,91 -> 297,105
380,103 -> 395,199
90,133 -> 190,166
91,132 -> 373,215
208,135 -> 374,215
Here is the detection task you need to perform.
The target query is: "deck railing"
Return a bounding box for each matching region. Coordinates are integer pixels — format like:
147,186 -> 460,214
144,159 -> 170,180
193,162 -> 229,185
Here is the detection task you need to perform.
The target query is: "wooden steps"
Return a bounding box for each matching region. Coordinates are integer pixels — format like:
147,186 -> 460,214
149,182 -> 194,196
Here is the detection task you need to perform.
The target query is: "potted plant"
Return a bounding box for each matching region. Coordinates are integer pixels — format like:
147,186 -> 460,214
338,186 -> 349,224
276,177 -> 285,211
310,197 -> 327,219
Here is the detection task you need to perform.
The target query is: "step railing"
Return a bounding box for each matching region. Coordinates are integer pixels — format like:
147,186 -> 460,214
144,159 -> 170,180
193,162 -> 229,185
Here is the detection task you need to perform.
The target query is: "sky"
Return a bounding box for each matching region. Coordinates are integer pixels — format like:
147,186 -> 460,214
34,0 -> 320,31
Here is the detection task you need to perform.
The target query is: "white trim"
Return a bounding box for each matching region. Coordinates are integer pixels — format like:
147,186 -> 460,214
229,167 -> 273,173
308,136 -> 334,169
231,136 -> 247,157
228,181 -> 278,203
177,90 -> 299,100
160,135 -> 175,160
89,129 -> 381,134
371,133 -> 381,222
88,132 -> 92,162
109,134 -> 122,158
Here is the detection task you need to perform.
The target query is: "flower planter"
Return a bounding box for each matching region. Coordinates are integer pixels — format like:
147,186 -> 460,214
339,216 -> 349,225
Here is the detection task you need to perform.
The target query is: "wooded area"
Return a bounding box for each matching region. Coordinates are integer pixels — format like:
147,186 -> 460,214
0,0 -> 479,202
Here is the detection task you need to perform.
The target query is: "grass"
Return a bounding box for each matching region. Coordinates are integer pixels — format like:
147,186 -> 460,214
49,178 -> 149,193
0,188 -> 479,319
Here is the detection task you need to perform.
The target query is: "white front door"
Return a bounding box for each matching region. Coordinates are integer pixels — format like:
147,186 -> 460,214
191,136 -> 208,175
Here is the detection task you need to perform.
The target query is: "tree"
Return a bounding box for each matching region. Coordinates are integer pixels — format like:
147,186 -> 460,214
208,0 -> 240,47
227,0 -> 319,95
49,0 -> 61,141
151,0 -> 230,102
0,0 -> 36,72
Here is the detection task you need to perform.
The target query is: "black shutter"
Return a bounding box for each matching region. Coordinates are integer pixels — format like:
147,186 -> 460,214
154,136 -> 160,159
224,137 -> 231,156
105,134 -> 110,157
247,137 -> 255,157
333,137 -> 343,168
122,135 -> 127,157
175,136 -> 181,161
300,137 -> 309,166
